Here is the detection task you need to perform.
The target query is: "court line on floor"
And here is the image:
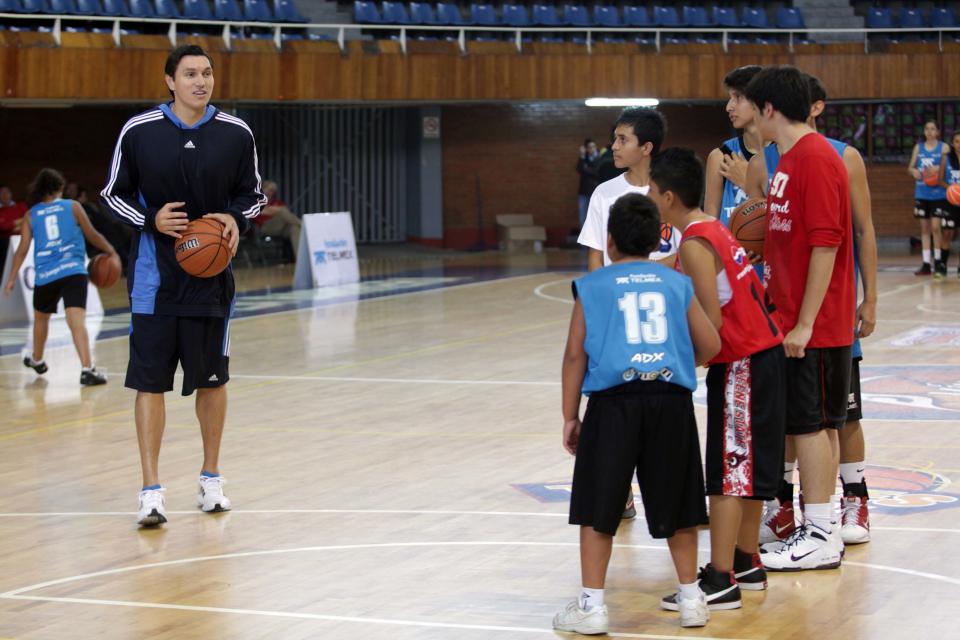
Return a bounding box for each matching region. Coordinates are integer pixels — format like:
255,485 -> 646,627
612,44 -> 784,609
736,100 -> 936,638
533,279 -> 576,304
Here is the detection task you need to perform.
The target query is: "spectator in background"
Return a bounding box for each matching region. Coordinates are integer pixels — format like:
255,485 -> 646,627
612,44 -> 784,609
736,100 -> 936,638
576,139 -> 600,229
258,180 -> 302,258
595,129 -> 626,184
64,181 -> 80,201
0,185 -> 28,260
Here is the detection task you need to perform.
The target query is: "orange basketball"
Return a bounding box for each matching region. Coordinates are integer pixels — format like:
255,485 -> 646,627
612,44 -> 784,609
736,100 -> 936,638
948,184 -> 960,207
88,253 -> 121,288
175,218 -> 231,278
923,166 -> 940,187
728,197 -> 767,256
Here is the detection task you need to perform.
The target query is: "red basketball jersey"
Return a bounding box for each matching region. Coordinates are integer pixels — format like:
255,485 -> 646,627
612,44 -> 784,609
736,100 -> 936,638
679,219 -> 783,364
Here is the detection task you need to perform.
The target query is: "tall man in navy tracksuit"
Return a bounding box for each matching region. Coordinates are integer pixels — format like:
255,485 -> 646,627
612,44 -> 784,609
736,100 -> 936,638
101,45 -> 266,527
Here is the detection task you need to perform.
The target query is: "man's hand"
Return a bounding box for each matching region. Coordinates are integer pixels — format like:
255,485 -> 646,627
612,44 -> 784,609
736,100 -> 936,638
155,202 -> 188,239
563,418 -> 582,455
203,213 -> 240,256
857,300 -> 877,339
783,323 -> 813,359
719,152 -> 749,189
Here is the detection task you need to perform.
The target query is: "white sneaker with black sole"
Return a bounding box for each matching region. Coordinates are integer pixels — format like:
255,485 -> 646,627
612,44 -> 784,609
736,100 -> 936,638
137,487 -> 167,527
761,522 -> 841,571
197,475 -> 232,512
552,600 -> 609,635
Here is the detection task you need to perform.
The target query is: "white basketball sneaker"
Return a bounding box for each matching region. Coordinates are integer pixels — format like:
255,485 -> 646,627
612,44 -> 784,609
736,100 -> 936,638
678,591 -> 709,628
197,475 -> 232,512
761,523 -> 841,571
552,600 -> 609,635
137,487 -> 167,527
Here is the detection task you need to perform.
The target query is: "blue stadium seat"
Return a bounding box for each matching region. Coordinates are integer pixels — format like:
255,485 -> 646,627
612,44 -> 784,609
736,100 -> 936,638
531,3 -> 560,27
865,7 -> 893,29
931,7 -> 957,28
183,0 -> 213,20
592,5 -> 619,27
154,0 -> 179,18
243,0 -> 272,21
436,1 -> 470,25
899,8 -> 925,29
501,3 -> 529,27
48,0 -> 77,13
623,5 -> 649,27
470,3 -> 497,26
562,4 -> 590,27
353,0 -> 381,23
128,0 -> 154,17
20,0 -> 50,12
742,7 -> 768,29
382,1 -> 411,24
75,0 -> 100,14
0,0 -> 24,11
214,0 -> 242,20
774,7 -> 804,29
101,0 -> 129,14
683,5 -> 712,28
652,5 -> 682,27
713,6 -> 739,28
409,2 -> 438,24
273,0 -> 306,23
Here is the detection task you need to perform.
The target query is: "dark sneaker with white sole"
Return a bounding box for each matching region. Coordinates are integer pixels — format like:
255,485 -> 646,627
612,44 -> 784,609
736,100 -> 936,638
661,564 -> 742,611
80,367 -> 107,386
733,547 -> 767,590
23,356 -> 48,375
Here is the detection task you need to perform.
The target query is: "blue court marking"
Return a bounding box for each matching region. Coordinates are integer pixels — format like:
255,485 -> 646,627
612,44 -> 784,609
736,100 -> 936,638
0,265 -> 583,356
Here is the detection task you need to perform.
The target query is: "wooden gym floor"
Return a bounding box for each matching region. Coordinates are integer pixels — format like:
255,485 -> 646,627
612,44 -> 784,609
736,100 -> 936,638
1,247 -> 959,640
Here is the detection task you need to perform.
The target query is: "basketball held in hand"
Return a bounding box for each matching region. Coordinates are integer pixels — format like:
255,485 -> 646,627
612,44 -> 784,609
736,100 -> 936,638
923,166 -> 940,187
947,184 -> 960,206
175,218 -> 232,278
88,253 -> 122,288
728,198 -> 767,257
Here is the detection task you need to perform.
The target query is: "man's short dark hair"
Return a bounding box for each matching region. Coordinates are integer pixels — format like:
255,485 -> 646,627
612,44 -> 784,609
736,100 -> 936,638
607,193 -> 662,258
164,45 -> 212,96
724,65 -> 763,93
650,147 -> 705,210
744,65 -> 810,124
806,74 -> 827,103
615,107 -> 667,155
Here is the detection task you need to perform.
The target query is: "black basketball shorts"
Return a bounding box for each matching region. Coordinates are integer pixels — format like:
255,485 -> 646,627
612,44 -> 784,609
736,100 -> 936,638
705,345 -> 787,500
915,199 -> 940,219
33,274 -> 88,313
785,345 -> 852,435
933,200 -> 956,228
845,356 -> 863,423
125,314 -> 231,396
569,380 -> 708,539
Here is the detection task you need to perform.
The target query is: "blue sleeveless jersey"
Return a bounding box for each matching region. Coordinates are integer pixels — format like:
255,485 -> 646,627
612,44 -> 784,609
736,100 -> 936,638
719,136 -> 750,226
574,261 -> 697,394
915,141 -> 946,200
29,199 -> 87,286
947,156 -> 960,186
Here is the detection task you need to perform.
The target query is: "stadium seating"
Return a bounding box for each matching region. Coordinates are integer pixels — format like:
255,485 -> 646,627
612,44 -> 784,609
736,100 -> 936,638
47,0 -> 75,12
501,3 -> 529,27
470,3 -> 497,26
381,1 -> 410,24
74,0 -> 99,14
931,7 -> 957,28
683,5 -> 712,28
214,0 -> 243,21
592,5 -> 618,28
742,7 -> 769,29
436,1 -> 469,25
154,0 -> 179,19
183,0 -> 214,20
409,1 -> 438,25
101,0 -> 128,14
531,3 -> 560,27
713,6 -> 740,28
272,0 -> 306,22
562,4 -> 589,27
0,0 -> 24,11
127,0 -> 154,17
898,7 -> 924,29
774,7 -> 804,30
19,0 -> 49,12
865,7 -> 893,30
354,0 -> 381,23
623,5 -> 650,27
652,5 -> 681,27
243,0 -> 272,21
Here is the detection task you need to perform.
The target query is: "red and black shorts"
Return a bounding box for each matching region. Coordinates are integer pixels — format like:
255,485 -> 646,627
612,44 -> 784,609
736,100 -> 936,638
568,380 -> 708,539
785,345 -> 852,435
705,345 -> 787,500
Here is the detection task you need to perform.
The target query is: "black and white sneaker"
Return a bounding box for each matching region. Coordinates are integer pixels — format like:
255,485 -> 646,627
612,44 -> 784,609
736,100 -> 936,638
733,547 -> 767,591
23,356 -> 48,375
661,564 -> 742,611
80,367 -> 107,386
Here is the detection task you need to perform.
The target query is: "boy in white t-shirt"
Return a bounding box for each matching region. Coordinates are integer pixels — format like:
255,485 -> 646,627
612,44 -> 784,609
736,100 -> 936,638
579,107 -> 682,271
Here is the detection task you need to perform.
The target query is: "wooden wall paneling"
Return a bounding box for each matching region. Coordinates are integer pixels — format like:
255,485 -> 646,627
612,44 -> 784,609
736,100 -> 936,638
587,53 -> 632,98
224,52 -> 283,101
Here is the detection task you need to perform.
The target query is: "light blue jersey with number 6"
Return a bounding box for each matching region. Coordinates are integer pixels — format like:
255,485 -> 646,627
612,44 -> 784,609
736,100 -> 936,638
29,199 -> 87,286
574,261 -> 696,394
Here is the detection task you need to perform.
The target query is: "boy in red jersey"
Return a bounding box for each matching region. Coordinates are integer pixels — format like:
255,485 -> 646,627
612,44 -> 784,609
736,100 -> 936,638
744,66 -> 855,571
649,148 -> 785,610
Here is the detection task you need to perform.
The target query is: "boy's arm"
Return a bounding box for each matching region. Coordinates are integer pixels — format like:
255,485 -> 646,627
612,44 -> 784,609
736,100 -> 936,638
587,249 -> 604,272
844,147 -> 877,338
784,246 -> 838,358
703,148 -> 725,218
745,153 -> 768,200
679,239 -> 723,330
687,295 -> 721,366
580,193 -> 605,272
3,217 -> 33,295
73,202 -> 118,258
561,298 -> 588,454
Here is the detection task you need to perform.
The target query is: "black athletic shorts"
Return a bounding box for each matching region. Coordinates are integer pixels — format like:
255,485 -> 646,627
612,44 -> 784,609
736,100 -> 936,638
845,356 -> 863,423
125,314 -> 231,396
785,345 -> 852,435
915,199 -> 946,219
33,274 -> 88,313
932,200 -> 956,228
705,345 -> 787,500
569,380 -> 708,539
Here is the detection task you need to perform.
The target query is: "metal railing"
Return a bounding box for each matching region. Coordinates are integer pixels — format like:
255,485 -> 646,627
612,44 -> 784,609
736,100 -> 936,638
1,13 -> 958,54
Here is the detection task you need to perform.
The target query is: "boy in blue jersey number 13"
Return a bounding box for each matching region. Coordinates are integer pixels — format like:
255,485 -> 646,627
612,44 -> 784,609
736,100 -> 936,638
553,193 -> 721,634
3,168 -> 117,385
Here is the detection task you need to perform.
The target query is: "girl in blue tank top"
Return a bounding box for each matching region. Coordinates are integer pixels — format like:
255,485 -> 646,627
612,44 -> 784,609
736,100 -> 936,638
908,120 -> 950,275
2,168 -> 118,385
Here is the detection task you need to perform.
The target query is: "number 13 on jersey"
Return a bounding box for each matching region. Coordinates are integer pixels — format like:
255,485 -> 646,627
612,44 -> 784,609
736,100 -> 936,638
618,292 -> 667,344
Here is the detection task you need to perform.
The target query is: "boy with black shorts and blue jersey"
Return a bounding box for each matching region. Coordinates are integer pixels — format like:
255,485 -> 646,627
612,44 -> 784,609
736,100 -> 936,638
553,194 -> 721,634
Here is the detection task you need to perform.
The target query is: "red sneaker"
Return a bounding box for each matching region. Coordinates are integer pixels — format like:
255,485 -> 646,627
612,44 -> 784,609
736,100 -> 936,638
759,500 -> 796,545
841,493 -> 870,544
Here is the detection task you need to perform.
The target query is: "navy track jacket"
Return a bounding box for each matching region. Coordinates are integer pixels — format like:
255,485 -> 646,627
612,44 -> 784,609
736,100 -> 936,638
101,104 -> 266,317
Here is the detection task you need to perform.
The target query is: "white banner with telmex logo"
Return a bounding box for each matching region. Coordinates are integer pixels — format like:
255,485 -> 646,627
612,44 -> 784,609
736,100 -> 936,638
293,212 -> 360,289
